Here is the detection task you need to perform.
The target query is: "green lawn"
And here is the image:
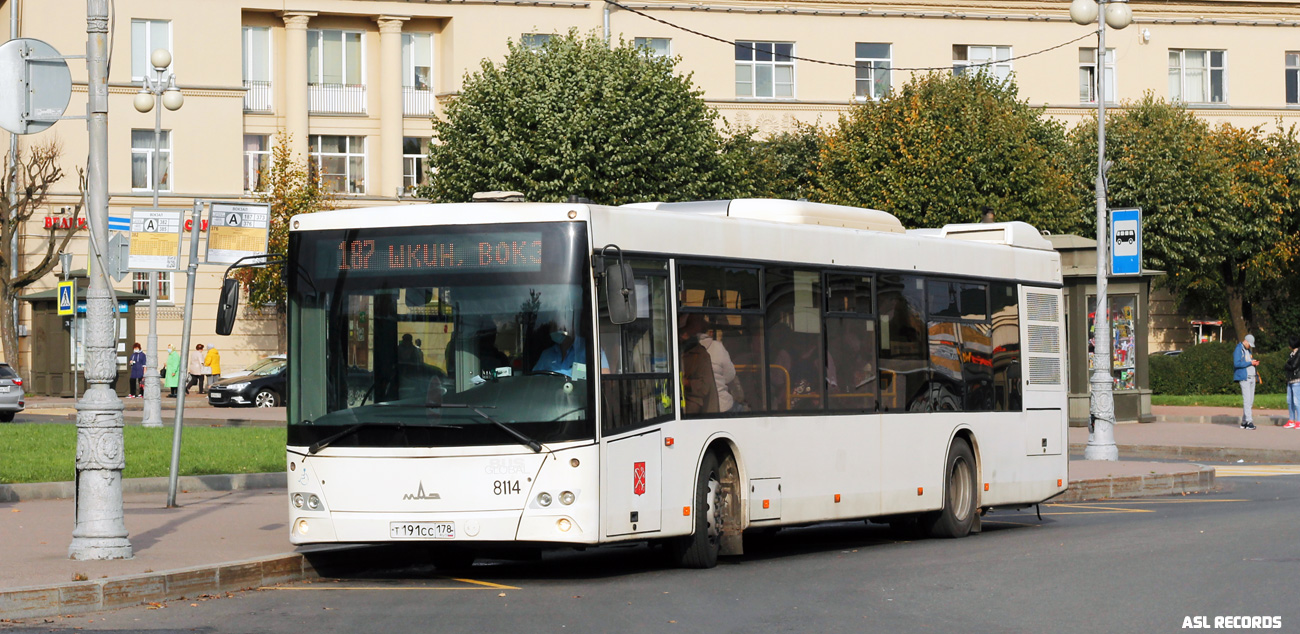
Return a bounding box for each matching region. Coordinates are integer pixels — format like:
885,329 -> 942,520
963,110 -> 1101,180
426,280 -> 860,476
1151,393 -> 1288,410
0,425 -> 285,485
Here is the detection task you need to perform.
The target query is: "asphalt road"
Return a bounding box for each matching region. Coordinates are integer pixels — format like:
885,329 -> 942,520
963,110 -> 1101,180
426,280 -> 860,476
5,475 -> 1299,634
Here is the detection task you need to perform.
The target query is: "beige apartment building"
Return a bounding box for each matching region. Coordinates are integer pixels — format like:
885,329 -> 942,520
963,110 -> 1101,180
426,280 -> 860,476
0,0 -> 1294,377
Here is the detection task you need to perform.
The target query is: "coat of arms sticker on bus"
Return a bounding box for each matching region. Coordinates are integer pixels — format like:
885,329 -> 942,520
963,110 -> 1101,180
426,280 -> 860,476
633,462 -> 646,496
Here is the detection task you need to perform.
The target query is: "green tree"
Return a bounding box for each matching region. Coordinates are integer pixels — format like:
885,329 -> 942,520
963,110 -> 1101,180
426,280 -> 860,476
419,31 -> 737,204
815,71 -> 1083,232
1072,95 -> 1296,339
724,123 -> 824,200
234,132 -> 333,347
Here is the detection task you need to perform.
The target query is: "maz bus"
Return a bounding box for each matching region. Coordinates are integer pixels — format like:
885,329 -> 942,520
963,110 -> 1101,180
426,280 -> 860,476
218,198 -> 1067,569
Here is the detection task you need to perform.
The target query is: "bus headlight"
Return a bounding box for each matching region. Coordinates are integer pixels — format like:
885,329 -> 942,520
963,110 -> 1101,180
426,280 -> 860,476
295,518 -> 310,534
560,491 -> 575,505
307,494 -> 322,510
537,492 -> 552,507
557,518 -> 572,532
292,493 -> 305,508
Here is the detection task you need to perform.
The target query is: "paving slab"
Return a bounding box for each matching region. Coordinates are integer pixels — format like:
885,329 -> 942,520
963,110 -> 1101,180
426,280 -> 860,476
1069,421 -> 1300,463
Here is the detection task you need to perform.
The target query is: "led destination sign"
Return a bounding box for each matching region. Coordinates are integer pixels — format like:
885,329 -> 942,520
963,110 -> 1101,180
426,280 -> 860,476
323,231 -> 545,276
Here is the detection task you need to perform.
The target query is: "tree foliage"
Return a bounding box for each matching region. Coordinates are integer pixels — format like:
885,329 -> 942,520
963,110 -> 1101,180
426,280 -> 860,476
0,141 -> 84,364
1073,94 -> 1300,339
419,30 -> 738,204
236,131 -> 333,317
724,123 -> 824,200
815,71 -> 1084,233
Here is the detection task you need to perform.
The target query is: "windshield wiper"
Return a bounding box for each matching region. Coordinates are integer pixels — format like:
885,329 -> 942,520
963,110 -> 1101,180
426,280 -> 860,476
307,421 -> 459,455
428,403 -> 543,453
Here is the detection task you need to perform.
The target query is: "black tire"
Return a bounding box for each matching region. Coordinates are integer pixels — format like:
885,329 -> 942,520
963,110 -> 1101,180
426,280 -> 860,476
254,389 -> 280,408
922,439 -> 978,538
0,411 -> 13,422
670,452 -> 722,569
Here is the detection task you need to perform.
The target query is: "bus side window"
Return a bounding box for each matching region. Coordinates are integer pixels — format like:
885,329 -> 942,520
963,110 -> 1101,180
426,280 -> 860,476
766,267 -> 824,411
677,262 -> 764,417
599,260 -> 673,433
825,273 -> 876,412
877,274 -> 928,412
990,283 -> 1021,411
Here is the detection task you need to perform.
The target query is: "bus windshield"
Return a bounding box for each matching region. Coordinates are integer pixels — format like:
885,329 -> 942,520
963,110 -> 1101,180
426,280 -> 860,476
287,221 -> 595,449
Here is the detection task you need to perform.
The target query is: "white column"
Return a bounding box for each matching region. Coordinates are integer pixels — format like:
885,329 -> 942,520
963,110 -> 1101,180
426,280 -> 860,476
280,12 -> 315,160
376,16 -> 408,199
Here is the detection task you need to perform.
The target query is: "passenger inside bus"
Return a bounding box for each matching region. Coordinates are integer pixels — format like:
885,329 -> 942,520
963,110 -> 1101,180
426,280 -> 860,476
679,314 -> 719,414
680,313 -> 744,413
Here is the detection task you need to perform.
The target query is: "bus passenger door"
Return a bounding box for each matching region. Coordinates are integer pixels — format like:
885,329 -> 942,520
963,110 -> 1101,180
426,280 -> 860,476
603,430 -> 662,536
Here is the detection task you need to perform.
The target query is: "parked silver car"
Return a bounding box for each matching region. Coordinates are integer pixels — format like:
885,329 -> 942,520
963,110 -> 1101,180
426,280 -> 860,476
0,363 -> 25,422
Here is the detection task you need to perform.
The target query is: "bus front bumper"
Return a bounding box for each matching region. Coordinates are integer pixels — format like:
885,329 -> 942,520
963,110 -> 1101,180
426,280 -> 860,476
289,509 -> 596,545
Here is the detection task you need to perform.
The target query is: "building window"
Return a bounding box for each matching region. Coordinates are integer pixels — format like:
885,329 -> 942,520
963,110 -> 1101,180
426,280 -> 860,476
242,26 -> 272,112
952,45 -> 1012,81
521,33 -> 552,51
1169,49 -> 1226,104
403,137 -> 429,196
634,37 -> 671,58
310,135 -> 366,194
1079,48 -> 1116,104
402,33 -> 433,90
244,134 -> 270,193
133,272 -> 173,303
307,29 -> 363,85
854,43 -> 891,101
1286,52 -> 1299,104
735,41 -> 795,99
131,19 -> 171,81
131,129 -> 171,192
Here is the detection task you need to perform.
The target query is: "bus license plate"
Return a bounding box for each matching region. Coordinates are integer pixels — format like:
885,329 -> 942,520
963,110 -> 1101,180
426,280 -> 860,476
389,521 -> 455,540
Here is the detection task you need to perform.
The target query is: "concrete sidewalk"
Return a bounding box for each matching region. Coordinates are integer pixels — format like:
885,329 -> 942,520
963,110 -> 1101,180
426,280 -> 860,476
1070,418 -> 1300,463
16,395 -> 285,427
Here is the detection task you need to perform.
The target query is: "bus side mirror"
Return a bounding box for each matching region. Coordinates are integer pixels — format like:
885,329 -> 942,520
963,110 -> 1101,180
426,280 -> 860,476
605,258 -> 637,325
215,278 -> 240,336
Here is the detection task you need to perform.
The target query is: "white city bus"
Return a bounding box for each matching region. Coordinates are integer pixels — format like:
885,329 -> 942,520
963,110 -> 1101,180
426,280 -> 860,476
245,198 -> 1066,569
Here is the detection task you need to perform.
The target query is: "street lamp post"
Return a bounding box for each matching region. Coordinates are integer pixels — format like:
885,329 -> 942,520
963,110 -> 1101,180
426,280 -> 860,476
1071,0 -> 1132,461
132,49 -> 183,428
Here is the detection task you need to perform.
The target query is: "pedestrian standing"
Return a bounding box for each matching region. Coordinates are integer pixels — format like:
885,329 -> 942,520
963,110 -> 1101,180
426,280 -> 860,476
128,343 -> 146,398
1233,334 -> 1261,430
204,345 -> 222,386
1284,337 -> 1300,429
164,344 -> 181,397
186,343 -> 206,395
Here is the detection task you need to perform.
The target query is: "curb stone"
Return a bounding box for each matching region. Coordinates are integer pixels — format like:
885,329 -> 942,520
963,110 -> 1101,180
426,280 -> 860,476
0,472 -> 286,503
1058,465 -> 1215,503
0,546 -> 373,621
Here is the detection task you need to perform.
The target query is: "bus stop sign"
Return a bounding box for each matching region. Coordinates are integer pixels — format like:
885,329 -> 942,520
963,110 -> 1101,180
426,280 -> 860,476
1109,208 -> 1141,276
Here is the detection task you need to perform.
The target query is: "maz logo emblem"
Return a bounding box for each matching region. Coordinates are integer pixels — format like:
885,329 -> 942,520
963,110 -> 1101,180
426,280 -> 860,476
403,481 -> 441,500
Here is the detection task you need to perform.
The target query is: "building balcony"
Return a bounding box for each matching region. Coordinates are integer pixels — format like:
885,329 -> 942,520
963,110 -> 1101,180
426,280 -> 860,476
403,86 -> 435,117
243,80 -> 273,113
309,83 -> 366,115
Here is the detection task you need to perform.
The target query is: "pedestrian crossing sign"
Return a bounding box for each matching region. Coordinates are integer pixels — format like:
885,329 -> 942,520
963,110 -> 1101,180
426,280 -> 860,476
57,280 -> 75,315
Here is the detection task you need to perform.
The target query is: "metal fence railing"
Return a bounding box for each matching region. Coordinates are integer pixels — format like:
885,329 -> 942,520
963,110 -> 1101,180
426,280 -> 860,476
308,83 -> 366,115
243,80 -> 273,113
403,86 -> 435,117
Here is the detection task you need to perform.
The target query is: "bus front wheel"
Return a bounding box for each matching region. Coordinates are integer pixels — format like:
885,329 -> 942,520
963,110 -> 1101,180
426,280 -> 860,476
922,439 -> 978,539
670,452 -> 723,569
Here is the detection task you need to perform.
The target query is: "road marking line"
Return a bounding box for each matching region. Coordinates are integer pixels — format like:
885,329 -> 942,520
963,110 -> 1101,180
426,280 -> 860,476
1214,465 -> 1300,477
449,577 -> 521,590
261,586 -> 501,591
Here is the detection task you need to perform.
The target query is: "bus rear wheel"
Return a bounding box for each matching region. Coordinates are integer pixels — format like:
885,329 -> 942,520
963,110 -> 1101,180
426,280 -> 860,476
670,452 -> 722,569
922,439 -> 978,538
